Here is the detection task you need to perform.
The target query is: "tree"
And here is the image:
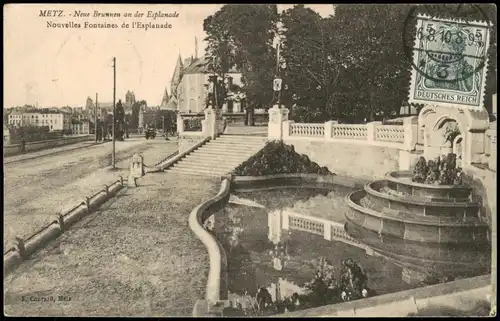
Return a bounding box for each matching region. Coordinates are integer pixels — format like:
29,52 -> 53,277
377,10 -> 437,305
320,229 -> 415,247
280,5 -> 340,122
203,5 -> 279,109
115,100 -> 125,140
326,4 -> 414,122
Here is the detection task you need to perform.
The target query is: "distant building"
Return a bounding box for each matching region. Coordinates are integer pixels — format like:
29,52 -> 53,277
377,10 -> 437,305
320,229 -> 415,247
137,102 -> 153,132
85,97 -> 94,110
164,38 -> 243,114
183,57 -> 194,69
165,97 -> 178,111
125,90 -> 136,108
160,87 -> 170,110
73,106 -> 85,114
8,110 -> 71,132
170,55 -> 184,100
71,119 -> 92,135
60,106 -> 73,114
85,97 -> 114,116
176,55 -> 243,114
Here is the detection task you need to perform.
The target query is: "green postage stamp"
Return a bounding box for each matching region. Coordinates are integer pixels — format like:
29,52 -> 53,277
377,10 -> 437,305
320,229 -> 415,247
409,15 -> 491,109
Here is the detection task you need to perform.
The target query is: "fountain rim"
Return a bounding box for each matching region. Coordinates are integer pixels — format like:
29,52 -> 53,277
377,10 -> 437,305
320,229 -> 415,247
385,171 -> 471,191
364,181 -> 479,208
345,190 -> 487,228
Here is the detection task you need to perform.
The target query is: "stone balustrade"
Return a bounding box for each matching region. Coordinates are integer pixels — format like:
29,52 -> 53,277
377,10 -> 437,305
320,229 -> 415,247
279,118 -> 415,151
331,124 -> 368,140
290,123 -> 325,137
375,125 -> 405,143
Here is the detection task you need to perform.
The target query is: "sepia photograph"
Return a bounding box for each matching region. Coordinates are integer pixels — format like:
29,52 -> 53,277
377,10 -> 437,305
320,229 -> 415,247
3,3 -> 497,317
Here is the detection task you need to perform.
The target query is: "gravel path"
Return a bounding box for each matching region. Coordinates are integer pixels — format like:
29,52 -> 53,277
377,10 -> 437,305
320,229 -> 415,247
3,138 -> 178,248
4,173 -> 219,317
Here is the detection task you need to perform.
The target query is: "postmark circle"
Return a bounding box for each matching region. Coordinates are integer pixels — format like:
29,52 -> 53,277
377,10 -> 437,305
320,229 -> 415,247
402,4 -> 492,84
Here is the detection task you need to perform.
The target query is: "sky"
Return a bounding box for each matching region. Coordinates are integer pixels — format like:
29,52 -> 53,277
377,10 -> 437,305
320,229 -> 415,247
3,4 -> 335,108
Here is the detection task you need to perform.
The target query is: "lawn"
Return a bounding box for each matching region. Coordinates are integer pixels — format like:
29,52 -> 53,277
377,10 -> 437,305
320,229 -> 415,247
4,172 -> 220,317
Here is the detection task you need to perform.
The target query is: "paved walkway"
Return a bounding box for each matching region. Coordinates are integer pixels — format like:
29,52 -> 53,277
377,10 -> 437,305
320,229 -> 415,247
4,139 -> 178,248
4,172 -> 221,317
4,140 -> 106,164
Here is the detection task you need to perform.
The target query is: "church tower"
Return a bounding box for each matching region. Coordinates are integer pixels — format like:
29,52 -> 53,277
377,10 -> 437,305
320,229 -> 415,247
85,97 -> 94,110
170,54 -> 183,99
160,87 -> 170,109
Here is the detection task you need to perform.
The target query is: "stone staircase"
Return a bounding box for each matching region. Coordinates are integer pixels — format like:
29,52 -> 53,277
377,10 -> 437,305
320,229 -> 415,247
167,135 -> 267,177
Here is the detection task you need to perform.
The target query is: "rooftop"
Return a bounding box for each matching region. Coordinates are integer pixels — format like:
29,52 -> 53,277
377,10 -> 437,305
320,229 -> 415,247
9,110 -> 69,115
182,56 -> 240,75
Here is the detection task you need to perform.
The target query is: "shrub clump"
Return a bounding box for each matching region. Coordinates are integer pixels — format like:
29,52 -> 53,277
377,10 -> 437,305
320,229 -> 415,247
412,153 -> 464,185
233,140 -> 333,176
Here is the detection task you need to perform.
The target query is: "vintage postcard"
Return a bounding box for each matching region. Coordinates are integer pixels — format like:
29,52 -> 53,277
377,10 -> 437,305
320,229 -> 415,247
3,3 -> 497,318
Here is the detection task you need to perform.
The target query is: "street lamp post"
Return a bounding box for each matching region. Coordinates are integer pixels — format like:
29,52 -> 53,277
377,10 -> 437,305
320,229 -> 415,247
95,93 -> 98,143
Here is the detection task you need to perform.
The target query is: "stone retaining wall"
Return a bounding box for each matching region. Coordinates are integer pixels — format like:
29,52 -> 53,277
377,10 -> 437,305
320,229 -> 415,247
284,139 -> 401,181
3,135 -> 94,157
277,274 -> 491,317
190,176 -> 231,316
3,177 -> 126,276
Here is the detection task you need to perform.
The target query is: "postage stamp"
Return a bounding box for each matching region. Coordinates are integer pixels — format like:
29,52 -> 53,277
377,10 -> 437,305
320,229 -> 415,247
408,15 -> 491,109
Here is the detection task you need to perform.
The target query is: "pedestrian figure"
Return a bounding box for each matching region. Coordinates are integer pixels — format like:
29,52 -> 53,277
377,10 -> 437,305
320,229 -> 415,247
20,137 -> 26,153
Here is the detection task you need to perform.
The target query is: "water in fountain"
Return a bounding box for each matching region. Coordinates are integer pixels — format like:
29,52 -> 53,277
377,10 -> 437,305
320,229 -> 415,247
345,171 -> 491,284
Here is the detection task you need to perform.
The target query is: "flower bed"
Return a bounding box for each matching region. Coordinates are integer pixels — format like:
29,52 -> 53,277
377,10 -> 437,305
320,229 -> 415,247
233,141 -> 332,176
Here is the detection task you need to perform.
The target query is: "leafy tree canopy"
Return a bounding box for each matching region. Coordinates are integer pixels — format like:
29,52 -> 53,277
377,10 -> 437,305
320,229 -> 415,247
203,4 -> 497,123
203,5 -> 279,109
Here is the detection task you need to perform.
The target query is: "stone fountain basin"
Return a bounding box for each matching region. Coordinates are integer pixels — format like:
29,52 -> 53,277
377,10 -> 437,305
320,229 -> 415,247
365,180 -> 480,219
344,222 -> 491,276
385,171 -> 472,200
346,190 -> 489,244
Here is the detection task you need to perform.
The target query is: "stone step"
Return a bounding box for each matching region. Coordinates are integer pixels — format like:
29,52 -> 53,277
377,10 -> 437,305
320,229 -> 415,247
168,166 -> 230,176
167,170 -> 224,177
178,158 -> 243,167
173,159 -> 237,169
172,164 -> 236,173
182,153 -> 245,162
218,134 -> 266,140
202,144 -> 262,152
174,162 -> 235,172
199,148 -> 258,155
192,150 -> 257,158
180,154 -> 247,163
208,141 -> 264,147
186,150 -> 248,158
215,135 -> 266,140
215,138 -> 266,144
